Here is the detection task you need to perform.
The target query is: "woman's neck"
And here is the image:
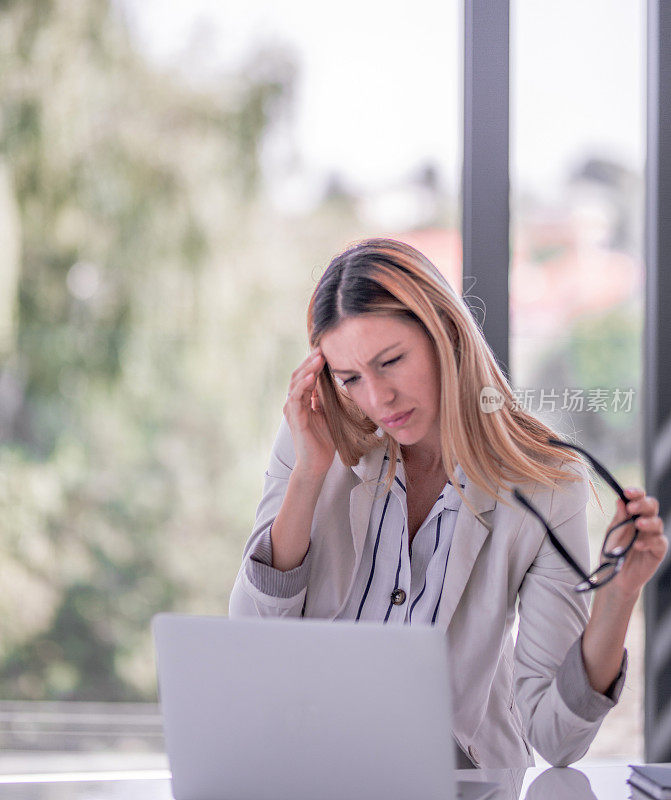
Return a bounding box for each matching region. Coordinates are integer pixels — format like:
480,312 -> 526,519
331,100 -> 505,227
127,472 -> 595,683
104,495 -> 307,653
400,442 -> 444,475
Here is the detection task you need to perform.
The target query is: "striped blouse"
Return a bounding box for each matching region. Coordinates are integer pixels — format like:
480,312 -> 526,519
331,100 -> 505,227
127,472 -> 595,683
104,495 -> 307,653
246,448 -> 466,626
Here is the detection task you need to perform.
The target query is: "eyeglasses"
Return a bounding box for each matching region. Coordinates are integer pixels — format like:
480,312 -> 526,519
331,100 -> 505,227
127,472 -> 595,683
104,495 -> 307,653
513,438 -> 640,593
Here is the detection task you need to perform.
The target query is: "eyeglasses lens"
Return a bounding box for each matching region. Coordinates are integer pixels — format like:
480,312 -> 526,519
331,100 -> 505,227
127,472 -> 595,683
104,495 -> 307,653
575,560 -> 622,593
602,515 -> 638,559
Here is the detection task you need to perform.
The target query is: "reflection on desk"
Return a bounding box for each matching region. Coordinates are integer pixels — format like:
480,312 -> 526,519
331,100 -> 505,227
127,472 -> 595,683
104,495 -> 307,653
444,764 -> 626,800
0,763 -> 648,799
526,767 -> 598,799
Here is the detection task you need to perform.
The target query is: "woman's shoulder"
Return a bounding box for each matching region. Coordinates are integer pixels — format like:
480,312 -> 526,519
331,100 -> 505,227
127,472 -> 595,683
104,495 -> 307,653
488,458 -> 591,563
547,457 -> 591,524
266,414 -> 357,483
270,414 -> 297,467
262,414 -> 298,477
514,456 -> 591,524
490,454 -> 589,521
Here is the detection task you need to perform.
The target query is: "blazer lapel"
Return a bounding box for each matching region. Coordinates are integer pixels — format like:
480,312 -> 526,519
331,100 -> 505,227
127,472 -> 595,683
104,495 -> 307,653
348,444 -> 386,560
333,444 -> 386,617
434,477 -> 497,633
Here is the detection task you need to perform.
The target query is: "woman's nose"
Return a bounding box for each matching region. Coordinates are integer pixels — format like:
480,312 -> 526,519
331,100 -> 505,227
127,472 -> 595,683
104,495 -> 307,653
366,375 -> 396,410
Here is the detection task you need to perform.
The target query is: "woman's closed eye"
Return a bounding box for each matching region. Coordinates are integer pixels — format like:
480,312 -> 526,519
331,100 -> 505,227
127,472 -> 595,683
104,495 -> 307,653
341,355 -> 403,386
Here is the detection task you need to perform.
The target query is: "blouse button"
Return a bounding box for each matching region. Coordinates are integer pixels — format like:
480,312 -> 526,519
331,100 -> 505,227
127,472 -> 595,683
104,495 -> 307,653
390,589 -> 407,605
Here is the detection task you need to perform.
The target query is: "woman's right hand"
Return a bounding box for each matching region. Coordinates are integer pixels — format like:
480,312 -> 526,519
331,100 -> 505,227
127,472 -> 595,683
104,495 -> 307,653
283,348 -> 336,479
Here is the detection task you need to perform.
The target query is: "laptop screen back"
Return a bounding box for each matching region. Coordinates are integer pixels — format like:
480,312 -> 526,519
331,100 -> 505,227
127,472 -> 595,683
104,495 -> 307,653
153,614 -> 456,800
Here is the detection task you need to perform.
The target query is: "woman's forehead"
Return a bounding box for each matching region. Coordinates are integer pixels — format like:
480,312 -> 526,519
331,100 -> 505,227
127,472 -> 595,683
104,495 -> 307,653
320,315 -> 421,370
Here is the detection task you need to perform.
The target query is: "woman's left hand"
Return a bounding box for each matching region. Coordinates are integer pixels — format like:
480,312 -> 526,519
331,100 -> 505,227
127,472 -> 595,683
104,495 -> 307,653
583,487 -> 667,694
606,487 -> 667,598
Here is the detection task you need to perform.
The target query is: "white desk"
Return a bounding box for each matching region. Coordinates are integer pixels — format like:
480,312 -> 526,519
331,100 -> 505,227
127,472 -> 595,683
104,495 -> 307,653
0,763 -> 654,798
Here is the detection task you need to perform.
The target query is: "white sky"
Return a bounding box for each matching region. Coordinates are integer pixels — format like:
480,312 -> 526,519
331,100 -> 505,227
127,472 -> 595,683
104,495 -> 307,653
117,0 -> 644,200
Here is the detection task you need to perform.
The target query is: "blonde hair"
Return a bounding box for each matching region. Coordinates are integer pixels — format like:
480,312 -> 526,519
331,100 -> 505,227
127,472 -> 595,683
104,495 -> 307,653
307,237 -> 585,510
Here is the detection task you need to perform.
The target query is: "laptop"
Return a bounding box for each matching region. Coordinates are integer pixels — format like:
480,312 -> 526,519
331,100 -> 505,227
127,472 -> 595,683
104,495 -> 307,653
153,613 -> 498,800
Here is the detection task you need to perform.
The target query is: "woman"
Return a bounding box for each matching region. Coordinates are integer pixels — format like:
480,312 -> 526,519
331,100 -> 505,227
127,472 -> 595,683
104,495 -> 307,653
229,237 -> 666,768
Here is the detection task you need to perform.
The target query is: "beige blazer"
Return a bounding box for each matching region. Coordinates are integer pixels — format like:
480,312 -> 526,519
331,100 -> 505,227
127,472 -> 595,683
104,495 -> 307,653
229,415 -> 612,769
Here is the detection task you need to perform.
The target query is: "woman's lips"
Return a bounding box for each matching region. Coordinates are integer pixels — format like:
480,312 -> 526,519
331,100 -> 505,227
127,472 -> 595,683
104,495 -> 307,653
382,409 -> 414,427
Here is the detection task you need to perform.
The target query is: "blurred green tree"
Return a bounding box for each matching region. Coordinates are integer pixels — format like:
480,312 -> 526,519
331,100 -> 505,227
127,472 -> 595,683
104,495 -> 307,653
0,0 -> 324,700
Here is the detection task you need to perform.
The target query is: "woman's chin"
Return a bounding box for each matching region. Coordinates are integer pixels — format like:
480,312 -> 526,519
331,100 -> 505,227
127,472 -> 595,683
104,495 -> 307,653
387,429 -> 421,446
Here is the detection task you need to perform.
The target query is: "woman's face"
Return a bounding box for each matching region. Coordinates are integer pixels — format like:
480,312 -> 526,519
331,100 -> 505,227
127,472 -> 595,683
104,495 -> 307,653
319,314 -> 442,453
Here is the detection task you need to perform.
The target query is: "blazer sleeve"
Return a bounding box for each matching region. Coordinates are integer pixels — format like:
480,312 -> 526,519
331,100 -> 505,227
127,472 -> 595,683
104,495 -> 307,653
513,460 -> 627,767
228,415 -> 312,619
